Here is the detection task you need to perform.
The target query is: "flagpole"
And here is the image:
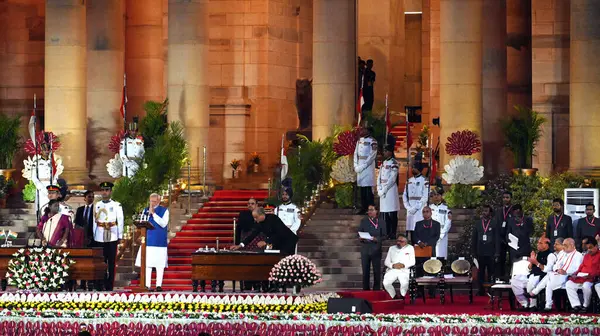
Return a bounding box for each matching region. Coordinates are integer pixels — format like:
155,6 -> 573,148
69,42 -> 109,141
384,93 -> 389,145
33,94 -> 40,224
123,73 -> 129,179
429,134 -> 433,183
405,107 -> 410,182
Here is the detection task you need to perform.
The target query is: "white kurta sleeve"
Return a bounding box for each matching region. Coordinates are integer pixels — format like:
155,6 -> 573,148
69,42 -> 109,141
384,247 -> 394,269
566,253 -> 584,275
404,246 -> 416,269
152,209 -> 169,228
116,204 -> 124,240
544,253 -> 557,273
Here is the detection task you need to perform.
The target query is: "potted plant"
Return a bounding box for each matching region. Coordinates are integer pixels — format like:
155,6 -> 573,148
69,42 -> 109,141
0,114 -> 22,180
230,159 -> 241,179
0,176 -> 8,208
250,152 -> 260,173
501,106 -> 546,176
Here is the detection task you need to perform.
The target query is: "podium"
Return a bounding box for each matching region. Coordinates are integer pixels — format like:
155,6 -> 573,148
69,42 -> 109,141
133,220 -> 155,292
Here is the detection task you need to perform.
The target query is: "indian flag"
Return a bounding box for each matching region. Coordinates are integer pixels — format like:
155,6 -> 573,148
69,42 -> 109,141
7,231 -> 17,239
0,231 -> 6,240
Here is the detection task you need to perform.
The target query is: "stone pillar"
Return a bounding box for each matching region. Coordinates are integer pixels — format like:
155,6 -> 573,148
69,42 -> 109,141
313,0 -> 356,140
45,0 -> 88,184
126,0 -> 164,118
167,0 -> 209,182
570,0 -> 600,173
532,0 -> 570,174
482,0 -> 507,176
87,0 -> 124,182
439,0 -> 483,167
507,0 -> 532,112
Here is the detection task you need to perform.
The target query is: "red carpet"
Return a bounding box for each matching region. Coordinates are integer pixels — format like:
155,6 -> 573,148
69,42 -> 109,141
129,189 -> 268,291
390,124 -> 407,152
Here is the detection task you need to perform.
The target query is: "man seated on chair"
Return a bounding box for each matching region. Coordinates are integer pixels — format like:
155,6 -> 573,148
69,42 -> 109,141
511,237 -> 557,311
529,238 -> 583,312
383,233 -> 415,299
566,236 -> 600,313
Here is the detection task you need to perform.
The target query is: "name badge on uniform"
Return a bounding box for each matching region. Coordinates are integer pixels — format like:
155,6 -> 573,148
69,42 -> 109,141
502,221 -> 506,228
554,230 -> 558,237
482,234 -> 487,242
440,210 -> 447,214
109,207 -> 114,212
286,208 -> 294,213
416,182 -> 420,186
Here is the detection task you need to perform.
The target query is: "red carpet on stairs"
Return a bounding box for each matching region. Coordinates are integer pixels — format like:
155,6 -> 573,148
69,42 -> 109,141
390,124 -> 407,152
128,189 -> 268,291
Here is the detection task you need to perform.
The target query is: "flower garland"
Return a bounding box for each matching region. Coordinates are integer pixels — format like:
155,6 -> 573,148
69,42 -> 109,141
106,153 -> 123,179
269,255 -> 322,288
6,248 -> 75,292
330,155 -> 356,183
442,156 -> 484,184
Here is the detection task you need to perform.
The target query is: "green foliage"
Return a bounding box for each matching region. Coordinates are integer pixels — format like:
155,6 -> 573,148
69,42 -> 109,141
0,176 -> 7,199
481,174 -> 513,209
500,106 -> 546,168
448,218 -> 476,261
334,183 -> 354,208
111,100 -> 187,219
287,134 -> 336,204
23,180 -> 37,203
444,184 -> 482,209
416,125 -> 430,153
362,112 -> 386,151
0,114 -> 22,169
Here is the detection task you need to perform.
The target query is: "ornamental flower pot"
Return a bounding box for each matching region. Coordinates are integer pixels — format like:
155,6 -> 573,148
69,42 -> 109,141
521,168 -> 538,176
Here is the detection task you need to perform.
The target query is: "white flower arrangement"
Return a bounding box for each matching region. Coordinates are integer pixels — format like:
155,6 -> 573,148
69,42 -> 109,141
269,255 -> 322,288
21,154 -> 64,182
442,156 -> 484,185
331,155 -> 356,183
6,248 -> 75,292
106,153 -> 123,179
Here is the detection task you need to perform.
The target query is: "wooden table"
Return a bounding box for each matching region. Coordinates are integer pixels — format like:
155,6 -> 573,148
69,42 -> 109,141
191,251 -> 284,292
0,247 -> 107,291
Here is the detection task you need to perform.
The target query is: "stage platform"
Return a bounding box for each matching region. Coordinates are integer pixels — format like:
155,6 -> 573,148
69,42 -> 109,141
0,291 -> 597,335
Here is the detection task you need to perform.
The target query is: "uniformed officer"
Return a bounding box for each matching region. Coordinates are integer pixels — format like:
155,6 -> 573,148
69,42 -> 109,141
275,188 -> 301,235
354,126 -> 378,215
41,185 -> 73,220
430,187 -> 452,260
377,144 -> 400,239
402,156 -> 429,241
119,118 -> 145,178
93,181 -> 124,291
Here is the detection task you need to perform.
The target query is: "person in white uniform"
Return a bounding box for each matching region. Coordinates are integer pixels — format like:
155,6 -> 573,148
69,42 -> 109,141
383,233 -> 415,299
354,126 -> 378,215
402,157 -> 429,241
511,237 -> 558,310
41,185 -> 73,221
529,238 -> 583,312
136,193 -> 169,291
429,187 -> 451,260
275,188 -> 301,235
119,119 -> 145,178
377,144 -> 400,240
93,182 -> 125,291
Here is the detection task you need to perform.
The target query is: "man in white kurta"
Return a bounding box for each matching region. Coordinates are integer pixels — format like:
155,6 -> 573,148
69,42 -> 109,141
354,127 -> 378,214
430,188 -> 452,260
93,182 -> 125,291
119,123 -> 145,178
377,144 -> 400,239
402,162 -> 429,241
529,238 -> 583,311
136,193 -> 169,291
275,189 -> 301,235
383,234 -> 415,299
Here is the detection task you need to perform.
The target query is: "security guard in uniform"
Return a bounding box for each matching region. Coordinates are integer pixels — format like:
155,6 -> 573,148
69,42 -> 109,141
354,126 -> 378,215
377,144 -> 400,239
93,182 -> 124,291
402,155 -> 429,242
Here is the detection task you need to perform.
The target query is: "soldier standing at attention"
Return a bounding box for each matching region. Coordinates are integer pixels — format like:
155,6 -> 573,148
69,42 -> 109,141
93,182 -> 124,291
430,187 -> 452,261
377,144 -> 400,240
120,118 -> 145,178
402,154 -> 429,242
354,126 -> 378,215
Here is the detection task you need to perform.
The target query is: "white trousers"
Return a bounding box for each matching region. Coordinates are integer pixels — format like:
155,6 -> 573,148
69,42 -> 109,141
146,267 -> 165,288
532,273 -> 567,309
383,269 -> 410,298
511,275 -> 540,307
566,281 -> 594,308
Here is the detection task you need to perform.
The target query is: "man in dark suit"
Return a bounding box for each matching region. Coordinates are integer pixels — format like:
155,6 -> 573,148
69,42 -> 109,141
575,203 -> 600,250
358,204 -> 387,291
232,207 -> 299,255
235,197 -> 259,291
74,190 -> 94,290
545,198 -> 573,247
505,204 -> 534,262
413,206 -> 441,255
472,204 -> 497,295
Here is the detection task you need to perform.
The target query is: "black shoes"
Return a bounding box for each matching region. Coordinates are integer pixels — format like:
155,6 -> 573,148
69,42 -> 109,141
156,287 -> 163,292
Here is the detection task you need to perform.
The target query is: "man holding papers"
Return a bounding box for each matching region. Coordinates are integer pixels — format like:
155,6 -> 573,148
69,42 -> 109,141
505,205 -> 534,262
566,237 -> 600,312
383,234 -> 415,299
529,238 -> 583,312
358,204 -> 387,291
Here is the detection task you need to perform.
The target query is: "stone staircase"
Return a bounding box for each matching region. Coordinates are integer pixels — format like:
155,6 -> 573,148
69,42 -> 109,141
0,195 -> 37,246
298,205 -> 474,291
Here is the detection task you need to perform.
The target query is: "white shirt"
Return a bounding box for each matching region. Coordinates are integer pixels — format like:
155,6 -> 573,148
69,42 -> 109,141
541,252 -> 558,273
275,202 -> 301,235
353,136 -> 378,187
93,199 -> 125,242
377,157 -> 400,212
384,244 -> 416,273
553,250 -> 583,275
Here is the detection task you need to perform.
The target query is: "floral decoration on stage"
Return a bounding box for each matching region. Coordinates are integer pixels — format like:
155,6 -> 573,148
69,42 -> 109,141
269,255 -> 322,288
333,128 -> 360,156
6,248 -> 74,292
331,156 -> 356,183
444,130 -> 482,156
23,131 -> 61,156
442,156 -> 484,184
106,154 -> 123,179
21,154 -> 64,182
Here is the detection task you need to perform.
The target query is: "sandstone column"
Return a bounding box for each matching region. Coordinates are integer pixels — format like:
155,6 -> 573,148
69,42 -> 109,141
126,0 -> 164,118
482,0 -> 507,176
87,0 -> 124,181
570,0 -> 600,173
439,0 -> 483,167
532,0 -> 570,174
507,0 -> 532,113
313,0 -> 356,140
45,0 -> 88,184
167,0 -> 209,182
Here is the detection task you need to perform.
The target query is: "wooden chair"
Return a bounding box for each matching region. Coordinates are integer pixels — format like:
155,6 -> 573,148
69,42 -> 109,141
444,258 -> 473,304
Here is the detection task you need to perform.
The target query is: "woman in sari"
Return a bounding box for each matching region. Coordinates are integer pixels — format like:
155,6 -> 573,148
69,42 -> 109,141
36,200 -> 71,247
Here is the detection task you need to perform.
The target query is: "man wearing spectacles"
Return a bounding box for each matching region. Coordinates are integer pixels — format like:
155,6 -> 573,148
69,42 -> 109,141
383,234 -> 415,299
